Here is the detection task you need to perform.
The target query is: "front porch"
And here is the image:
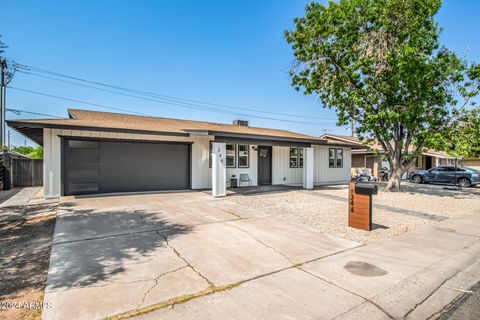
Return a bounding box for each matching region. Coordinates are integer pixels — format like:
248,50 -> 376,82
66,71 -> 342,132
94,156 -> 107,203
211,141 -> 314,197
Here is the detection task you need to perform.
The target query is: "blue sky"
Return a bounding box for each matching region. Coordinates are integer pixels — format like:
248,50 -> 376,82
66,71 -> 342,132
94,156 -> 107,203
1,0 -> 479,146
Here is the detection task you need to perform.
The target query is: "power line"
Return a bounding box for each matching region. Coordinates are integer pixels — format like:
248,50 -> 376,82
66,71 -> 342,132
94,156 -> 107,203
17,71 -> 339,125
7,86 -> 341,127
7,86 -> 150,116
12,61 -> 338,121
7,108 -> 64,118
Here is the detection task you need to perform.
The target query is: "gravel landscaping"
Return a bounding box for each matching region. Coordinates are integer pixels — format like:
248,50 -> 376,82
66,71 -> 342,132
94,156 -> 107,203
227,183 -> 480,244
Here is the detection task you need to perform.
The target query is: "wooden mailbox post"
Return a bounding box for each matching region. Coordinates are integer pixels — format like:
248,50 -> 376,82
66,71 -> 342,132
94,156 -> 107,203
348,181 -> 377,231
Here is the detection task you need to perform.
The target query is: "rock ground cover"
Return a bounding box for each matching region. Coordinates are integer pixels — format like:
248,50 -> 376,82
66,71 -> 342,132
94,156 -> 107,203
227,183 -> 480,244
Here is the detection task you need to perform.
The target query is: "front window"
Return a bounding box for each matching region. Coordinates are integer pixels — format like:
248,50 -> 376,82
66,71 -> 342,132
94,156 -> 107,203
336,149 -> 343,168
209,143 -> 251,168
226,144 -> 236,168
238,144 -> 249,168
290,147 -> 299,168
329,148 -> 336,168
329,148 -> 344,168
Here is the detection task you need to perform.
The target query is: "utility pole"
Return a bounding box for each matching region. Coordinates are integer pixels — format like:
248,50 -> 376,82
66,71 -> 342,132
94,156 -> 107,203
351,119 -> 355,137
7,129 -> 10,149
0,59 -> 6,148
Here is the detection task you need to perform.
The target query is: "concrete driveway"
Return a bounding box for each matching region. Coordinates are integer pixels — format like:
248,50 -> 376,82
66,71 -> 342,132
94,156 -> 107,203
43,191 -> 361,320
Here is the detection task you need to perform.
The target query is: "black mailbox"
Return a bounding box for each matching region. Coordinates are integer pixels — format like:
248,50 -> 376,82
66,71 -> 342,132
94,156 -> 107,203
355,183 -> 378,195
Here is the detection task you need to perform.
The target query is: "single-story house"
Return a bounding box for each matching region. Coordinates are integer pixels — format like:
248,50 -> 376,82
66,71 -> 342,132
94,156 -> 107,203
7,109 -> 358,198
320,134 -> 478,179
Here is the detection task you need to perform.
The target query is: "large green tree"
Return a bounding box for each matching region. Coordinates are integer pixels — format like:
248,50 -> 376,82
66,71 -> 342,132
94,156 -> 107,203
429,106 -> 480,160
285,0 -> 479,191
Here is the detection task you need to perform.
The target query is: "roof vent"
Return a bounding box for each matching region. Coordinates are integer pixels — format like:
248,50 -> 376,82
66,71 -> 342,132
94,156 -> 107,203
232,120 -> 249,126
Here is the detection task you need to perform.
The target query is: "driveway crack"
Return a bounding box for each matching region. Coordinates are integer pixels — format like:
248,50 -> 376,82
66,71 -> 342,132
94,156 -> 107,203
155,230 -> 215,289
216,207 -> 243,219
227,224 -> 296,265
133,209 -> 219,289
137,266 -> 188,310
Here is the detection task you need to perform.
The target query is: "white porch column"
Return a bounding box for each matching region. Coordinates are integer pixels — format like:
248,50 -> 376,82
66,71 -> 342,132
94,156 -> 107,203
303,147 -> 314,189
211,142 -> 227,197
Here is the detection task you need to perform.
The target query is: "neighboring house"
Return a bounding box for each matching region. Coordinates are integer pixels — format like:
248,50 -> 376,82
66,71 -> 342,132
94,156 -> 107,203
459,158 -> 480,170
7,109 -> 358,198
320,134 -> 465,179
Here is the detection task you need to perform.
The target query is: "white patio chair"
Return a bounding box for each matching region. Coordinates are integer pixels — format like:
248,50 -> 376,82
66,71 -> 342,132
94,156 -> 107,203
239,174 -> 252,187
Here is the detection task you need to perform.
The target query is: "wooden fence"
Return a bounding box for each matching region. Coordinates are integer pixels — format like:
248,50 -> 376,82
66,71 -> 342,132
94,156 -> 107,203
1,153 -> 43,189
11,158 -> 43,187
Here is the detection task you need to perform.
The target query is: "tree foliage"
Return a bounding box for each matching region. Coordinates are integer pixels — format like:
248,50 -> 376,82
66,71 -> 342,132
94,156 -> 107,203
285,0 -> 479,191
10,146 -> 44,159
429,107 -> 480,159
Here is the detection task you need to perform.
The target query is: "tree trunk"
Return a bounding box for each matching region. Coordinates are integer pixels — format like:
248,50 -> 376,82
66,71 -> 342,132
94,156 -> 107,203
384,163 -> 404,192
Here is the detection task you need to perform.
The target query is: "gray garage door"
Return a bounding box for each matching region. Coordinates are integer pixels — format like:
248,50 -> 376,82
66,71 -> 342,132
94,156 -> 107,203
63,139 -> 190,195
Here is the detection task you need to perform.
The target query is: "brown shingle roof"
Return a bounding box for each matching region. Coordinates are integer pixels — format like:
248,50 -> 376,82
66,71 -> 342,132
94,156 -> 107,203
12,108 -> 359,145
62,109 -> 316,139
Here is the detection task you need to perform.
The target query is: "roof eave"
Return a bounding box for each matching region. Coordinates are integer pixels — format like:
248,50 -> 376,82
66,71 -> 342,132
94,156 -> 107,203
210,130 -> 328,145
7,120 -> 360,149
321,134 -> 363,146
6,120 -> 191,146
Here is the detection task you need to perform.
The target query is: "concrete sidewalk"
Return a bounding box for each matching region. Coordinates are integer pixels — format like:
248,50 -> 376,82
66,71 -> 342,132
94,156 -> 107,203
0,187 -> 58,222
0,187 -> 56,208
135,213 -> 480,320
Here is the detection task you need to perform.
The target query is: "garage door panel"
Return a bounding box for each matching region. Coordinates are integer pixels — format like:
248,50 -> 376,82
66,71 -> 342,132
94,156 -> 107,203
64,139 -> 190,195
67,168 -> 100,179
68,183 -> 100,194
65,153 -> 100,166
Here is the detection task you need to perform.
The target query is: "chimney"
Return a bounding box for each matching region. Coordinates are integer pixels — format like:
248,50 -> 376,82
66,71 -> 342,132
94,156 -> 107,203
232,120 -> 249,127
